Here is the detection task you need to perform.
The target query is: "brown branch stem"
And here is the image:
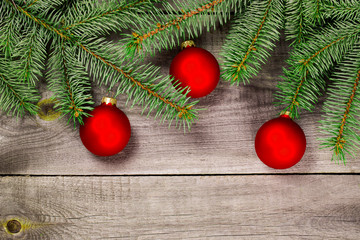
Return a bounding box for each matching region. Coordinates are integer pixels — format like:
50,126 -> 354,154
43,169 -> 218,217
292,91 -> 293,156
231,0 -> 273,79
335,69 -> 360,154
132,0 -> 225,47
10,0 -> 191,118
0,74 -> 26,107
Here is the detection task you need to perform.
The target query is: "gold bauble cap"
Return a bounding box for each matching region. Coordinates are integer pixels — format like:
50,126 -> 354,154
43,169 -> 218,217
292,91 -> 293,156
101,97 -> 117,106
280,111 -> 291,119
181,40 -> 196,50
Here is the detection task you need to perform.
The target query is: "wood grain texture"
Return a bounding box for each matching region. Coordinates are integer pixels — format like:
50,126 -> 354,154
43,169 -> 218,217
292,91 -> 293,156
0,22 -> 359,175
1,3 -> 359,240
0,175 -> 359,239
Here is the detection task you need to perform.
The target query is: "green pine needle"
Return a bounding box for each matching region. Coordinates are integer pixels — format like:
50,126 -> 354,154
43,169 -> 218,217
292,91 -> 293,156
285,0 -> 315,45
47,39 -> 94,126
321,0 -> 360,22
220,0 -> 284,85
2,0 -> 200,130
319,45 -> 360,165
0,52 -> 40,118
276,21 -> 360,119
121,0 -> 247,59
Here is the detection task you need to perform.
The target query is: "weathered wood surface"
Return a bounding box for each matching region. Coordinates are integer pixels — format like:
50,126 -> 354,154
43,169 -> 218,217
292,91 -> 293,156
1,8 -> 360,239
0,24 -> 359,174
0,176 -> 359,239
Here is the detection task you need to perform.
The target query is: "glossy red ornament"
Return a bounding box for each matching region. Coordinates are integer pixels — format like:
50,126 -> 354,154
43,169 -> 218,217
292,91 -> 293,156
80,97 -> 131,156
255,113 -> 306,169
169,40 -> 220,98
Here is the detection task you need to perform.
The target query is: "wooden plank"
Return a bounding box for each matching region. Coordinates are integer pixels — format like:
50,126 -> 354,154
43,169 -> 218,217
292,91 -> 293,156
0,23 -> 359,175
0,175 -> 359,239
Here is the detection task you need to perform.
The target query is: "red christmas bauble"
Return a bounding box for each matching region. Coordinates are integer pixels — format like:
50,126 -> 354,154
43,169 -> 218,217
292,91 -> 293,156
169,40 -> 220,98
79,97 -> 131,156
255,114 -> 306,169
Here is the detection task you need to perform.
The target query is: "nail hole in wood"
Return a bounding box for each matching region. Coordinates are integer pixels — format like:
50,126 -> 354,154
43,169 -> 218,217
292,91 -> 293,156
6,219 -> 22,234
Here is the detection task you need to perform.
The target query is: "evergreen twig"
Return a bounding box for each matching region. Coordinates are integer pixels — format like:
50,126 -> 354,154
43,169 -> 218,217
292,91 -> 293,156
123,0 -> 247,59
220,0 -> 284,85
319,46 -> 360,164
276,21 -> 360,119
0,53 -> 40,117
4,0 -> 198,130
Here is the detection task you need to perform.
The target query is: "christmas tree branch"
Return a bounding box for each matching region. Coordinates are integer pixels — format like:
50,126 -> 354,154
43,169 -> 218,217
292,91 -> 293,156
8,0 -> 198,129
14,3 -> 70,40
131,0 -> 224,46
287,71 -> 308,115
276,68 -> 320,119
319,46 -> 360,164
11,26 -> 47,86
47,40 -> 94,125
335,70 -> 360,157
322,0 -> 360,22
285,0 -> 312,45
61,0 -> 165,38
63,0 -> 150,31
301,35 -> 346,67
221,0 -> 283,85
0,69 -> 39,117
303,0 -> 324,26
26,0 -> 39,8
0,5 -> 18,59
123,0 -> 244,58
79,39 -> 198,130
78,42 -> 193,118
276,21 -> 360,118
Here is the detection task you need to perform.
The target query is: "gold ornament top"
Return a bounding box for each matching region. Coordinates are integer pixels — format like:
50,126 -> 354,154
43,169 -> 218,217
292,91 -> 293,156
280,111 -> 292,119
37,98 -> 61,121
181,40 -> 196,50
101,97 -> 117,106
283,111 -> 290,116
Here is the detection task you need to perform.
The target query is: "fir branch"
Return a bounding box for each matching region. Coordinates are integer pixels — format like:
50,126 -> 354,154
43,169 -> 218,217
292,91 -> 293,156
78,39 -> 198,130
0,55 -> 39,117
285,0 -> 313,45
11,26 -> 48,86
25,0 -> 66,24
321,0 -> 360,22
0,4 -> 18,58
62,0 -> 155,35
303,0 -> 325,26
26,0 -> 40,8
220,0 -> 284,85
10,0 -> 199,129
276,21 -> 360,118
13,2 -> 70,40
47,40 -> 94,126
131,0 -> 224,44
319,46 -> 360,164
123,0 -> 245,58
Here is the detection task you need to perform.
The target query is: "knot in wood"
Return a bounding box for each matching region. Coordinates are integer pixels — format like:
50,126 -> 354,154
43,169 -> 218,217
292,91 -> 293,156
37,98 -> 61,121
6,219 -> 22,234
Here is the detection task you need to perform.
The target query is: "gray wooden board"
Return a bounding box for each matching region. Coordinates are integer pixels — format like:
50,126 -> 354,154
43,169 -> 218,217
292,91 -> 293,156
0,175 -> 359,239
0,22 -> 359,174
1,2 -> 360,240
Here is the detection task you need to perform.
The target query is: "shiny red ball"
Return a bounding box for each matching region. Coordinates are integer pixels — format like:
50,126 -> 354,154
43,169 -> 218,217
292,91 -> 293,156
79,103 -> 131,156
255,114 -> 306,169
170,46 -> 220,98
